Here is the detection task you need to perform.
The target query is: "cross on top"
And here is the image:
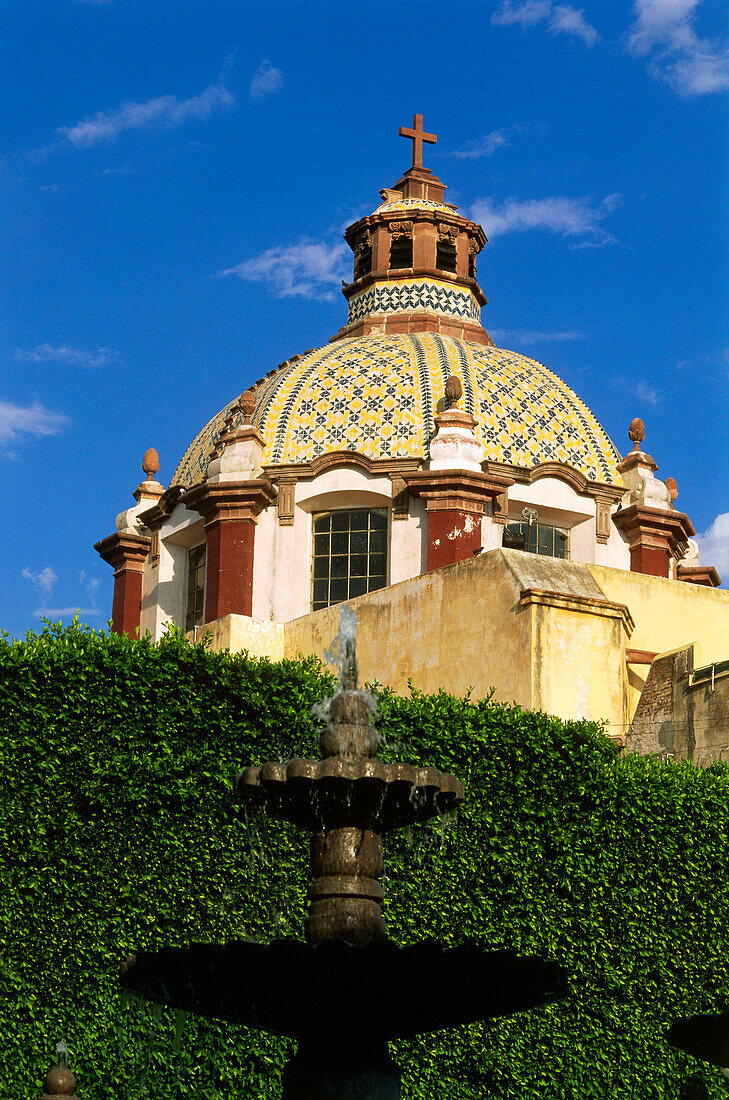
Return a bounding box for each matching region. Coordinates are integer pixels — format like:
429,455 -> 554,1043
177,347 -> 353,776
398,114 -> 437,169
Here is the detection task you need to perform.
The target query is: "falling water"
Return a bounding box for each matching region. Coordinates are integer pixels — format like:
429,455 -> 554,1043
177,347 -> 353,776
316,604 -> 380,730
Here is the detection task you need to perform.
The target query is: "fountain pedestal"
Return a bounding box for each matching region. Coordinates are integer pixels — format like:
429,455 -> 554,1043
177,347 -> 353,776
307,826 -> 386,944
282,1040 -> 400,1100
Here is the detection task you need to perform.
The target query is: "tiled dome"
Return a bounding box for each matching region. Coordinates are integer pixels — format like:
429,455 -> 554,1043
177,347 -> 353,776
172,333 -> 621,487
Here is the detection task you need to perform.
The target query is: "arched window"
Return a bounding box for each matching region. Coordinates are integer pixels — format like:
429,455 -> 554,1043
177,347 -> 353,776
312,510 -> 388,610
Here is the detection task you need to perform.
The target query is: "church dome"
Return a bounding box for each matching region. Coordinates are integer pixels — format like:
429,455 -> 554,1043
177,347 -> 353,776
172,332 -> 621,488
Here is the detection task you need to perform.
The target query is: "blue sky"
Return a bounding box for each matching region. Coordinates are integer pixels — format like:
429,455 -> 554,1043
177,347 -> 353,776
3,0 -> 728,638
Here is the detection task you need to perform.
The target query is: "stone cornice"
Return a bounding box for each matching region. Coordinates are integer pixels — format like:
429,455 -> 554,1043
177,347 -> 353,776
138,485 -> 187,532
94,531 -> 150,575
519,587 -> 635,636
482,459 -> 623,502
677,564 -> 722,588
402,468 -> 514,514
184,479 -> 278,526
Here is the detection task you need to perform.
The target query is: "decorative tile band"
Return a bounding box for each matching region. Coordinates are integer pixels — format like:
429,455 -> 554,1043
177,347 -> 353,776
347,278 -> 481,325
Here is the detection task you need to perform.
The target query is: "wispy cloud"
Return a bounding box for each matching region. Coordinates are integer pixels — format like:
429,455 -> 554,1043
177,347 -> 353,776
489,328 -> 584,346
627,0 -> 729,95
491,1 -> 599,46
0,400 -> 68,445
471,193 -> 621,246
56,78 -> 234,149
250,61 -> 283,100
22,566 -> 58,596
696,512 -> 729,577
16,344 -> 120,368
452,130 -> 508,159
218,238 -> 349,301
29,569 -> 103,621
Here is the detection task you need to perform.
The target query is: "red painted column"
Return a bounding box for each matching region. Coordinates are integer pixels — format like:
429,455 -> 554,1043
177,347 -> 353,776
202,517 -> 256,620
94,532 -> 150,635
184,480 -> 277,623
425,509 -> 484,570
403,469 -> 514,573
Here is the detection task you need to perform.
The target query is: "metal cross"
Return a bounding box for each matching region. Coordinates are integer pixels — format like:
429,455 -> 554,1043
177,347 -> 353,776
398,114 -> 437,169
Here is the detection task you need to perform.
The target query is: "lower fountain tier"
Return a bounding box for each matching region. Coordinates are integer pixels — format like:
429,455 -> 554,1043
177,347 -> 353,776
668,1012 -> 729,1066
120,937 -> 568,1042
236,758 -> 464,831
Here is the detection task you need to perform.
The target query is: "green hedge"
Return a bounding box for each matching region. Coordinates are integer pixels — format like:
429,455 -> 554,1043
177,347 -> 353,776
1,622 -> 728,1099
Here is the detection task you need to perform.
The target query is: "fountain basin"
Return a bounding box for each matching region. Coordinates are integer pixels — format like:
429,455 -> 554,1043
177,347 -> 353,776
236,758 -> 464,831
120,937 -> 568,1043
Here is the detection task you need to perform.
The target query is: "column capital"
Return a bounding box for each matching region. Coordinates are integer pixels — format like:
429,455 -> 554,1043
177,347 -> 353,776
402,468 -> 513,514
184,479 -> 277,526
613,503 -> 695,578
94,531 -> 151,575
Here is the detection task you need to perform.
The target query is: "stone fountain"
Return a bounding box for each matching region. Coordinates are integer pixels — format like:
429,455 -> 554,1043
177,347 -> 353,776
121,609 -> 568,1098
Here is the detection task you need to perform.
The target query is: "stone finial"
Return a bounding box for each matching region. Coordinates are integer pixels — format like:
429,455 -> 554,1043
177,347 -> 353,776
142,448 -> 160,481
41,1041 -> 78,1100
618,415 -> 658,478
444,375 -> 463,409
628,417 -> 646,450
239,389 -> 256,424
664,477 -> 678,505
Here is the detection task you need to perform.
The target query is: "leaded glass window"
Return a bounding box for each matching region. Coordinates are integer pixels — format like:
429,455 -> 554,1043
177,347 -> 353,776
185,544 -> 206,631
504,520 -> 569,559
312,510 -> 388,611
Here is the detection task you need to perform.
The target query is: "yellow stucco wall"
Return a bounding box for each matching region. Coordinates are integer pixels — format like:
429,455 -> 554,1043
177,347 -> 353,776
526,595 -> 631,732
586,564 -> 729,718
283,549 -> 533,707
188,614 -> 285,661
194,551 -> 728,735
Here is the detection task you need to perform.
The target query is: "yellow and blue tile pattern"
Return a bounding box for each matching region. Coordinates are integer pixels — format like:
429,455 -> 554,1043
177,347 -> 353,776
172,333 -> 621,487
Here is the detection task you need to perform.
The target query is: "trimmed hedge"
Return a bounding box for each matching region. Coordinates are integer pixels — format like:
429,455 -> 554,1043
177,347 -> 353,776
1,621 -> 728,1099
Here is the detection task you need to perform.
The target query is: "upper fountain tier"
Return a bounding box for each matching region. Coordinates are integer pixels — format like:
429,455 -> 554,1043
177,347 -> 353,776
236,756 -> 463,833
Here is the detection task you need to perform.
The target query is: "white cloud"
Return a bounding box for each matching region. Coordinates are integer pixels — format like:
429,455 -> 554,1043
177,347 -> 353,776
57,79 -> 234,148
16,344 -> 120,368
696,512 -> 729,577
452,130 -> 508,159
490,328 -> 584,345
471,193 -> 620,245
218,238 -> 350,301
0,400 -> 68,444
22,566 -> 58,595
491,1 -> 599,46
627,0 -> 729,94
634,380 -> 660,406
250,61 -> 283,100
